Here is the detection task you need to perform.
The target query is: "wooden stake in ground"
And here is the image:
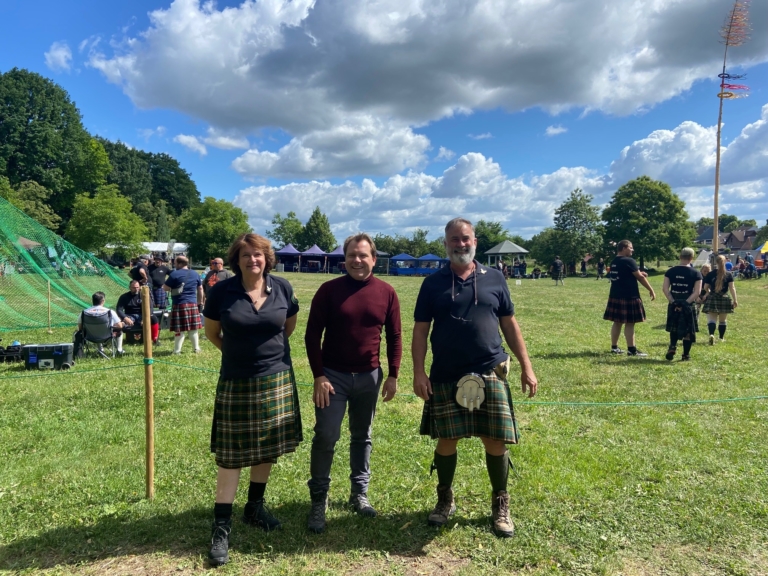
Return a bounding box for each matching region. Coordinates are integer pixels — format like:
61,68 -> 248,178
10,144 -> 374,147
141,285 -> 155,500
712,0 -> 751,253
47,280 -> 52,334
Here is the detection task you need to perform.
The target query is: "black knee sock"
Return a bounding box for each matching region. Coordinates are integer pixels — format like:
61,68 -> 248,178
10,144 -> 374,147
669,334 -> 678,348
486,452 -> 509,493
683,340 -> 692,356
248,481 -> 267,502
708,322 -> 716,336
432,451 -> 457,488
718,324 -> 727,339
214,502 -> 233,522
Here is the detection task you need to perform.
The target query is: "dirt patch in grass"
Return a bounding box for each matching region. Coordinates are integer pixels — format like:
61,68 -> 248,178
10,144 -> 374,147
618,545 -> 768,576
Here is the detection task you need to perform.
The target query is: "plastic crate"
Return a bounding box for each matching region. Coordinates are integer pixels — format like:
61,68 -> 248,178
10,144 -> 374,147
23,344 -> 75,370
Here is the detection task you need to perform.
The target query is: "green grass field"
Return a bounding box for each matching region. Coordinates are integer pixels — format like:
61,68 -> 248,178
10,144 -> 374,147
1,273 -> 767,575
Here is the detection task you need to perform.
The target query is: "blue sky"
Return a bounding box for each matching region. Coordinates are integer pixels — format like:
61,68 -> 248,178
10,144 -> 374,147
2,0 -> 767,240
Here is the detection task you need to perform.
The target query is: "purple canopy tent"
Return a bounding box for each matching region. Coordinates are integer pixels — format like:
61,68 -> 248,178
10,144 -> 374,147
275,243 -> 301,271
301,244 -> 327,272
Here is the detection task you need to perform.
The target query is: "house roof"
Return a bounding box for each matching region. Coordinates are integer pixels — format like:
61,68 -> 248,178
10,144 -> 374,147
695,225 -> 715,243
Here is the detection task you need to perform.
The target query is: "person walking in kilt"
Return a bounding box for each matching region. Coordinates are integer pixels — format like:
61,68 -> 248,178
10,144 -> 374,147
163,255 -> 204,354
203,234 -> 302,567
412,218 -> 538,538
662,248 -> 702,361
148,255 -> 171,310
702,254 -> 738,344
604,240 -> 656,356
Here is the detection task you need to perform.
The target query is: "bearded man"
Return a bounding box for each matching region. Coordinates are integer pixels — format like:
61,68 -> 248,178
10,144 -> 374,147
412,217 -> 538,538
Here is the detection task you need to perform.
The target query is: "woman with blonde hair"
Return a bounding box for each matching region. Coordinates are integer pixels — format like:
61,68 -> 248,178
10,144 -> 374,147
701,255 -> 738,344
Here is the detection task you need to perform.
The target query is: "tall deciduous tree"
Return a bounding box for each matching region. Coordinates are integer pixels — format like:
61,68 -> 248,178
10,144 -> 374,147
474,220 -> 514,256
156,201 -> 171,242
65,185 -> 147,256
602,176 -> 695,267
527,227 -> 561,266
0,68 -> 111,223
143,152 -> 200,216
266,211 -> 304,248
299,207 -> 336,252
173,197 -> 251,263
1,180 -> 62,231
553,188 -> 603,265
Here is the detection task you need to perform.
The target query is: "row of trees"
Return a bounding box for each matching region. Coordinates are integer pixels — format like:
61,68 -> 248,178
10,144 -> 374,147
266,209 -> 337,252
0,68 -> 255,262
695,214 -> 757,233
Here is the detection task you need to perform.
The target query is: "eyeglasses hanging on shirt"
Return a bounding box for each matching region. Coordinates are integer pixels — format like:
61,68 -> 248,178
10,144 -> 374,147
450,265 -> 478,323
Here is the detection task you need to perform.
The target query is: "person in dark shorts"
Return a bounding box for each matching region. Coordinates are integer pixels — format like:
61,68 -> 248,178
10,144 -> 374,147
596,258 -> 606,280
550,256 -> 564,285
413,217 -> 538,538
662,248 -> 702,361
163,255 -> 204,354
603,240 -> 656,356
304,233 -> 401,533
702,254 -> 738,344
203,233 -> 302,567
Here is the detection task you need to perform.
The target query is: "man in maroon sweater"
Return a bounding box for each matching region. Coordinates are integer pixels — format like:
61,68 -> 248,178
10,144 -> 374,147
304,233 -> 402,533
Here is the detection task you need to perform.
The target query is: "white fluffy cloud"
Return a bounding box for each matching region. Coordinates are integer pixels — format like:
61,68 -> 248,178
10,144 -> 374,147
44,41 -> 72,72
234,104 -> 768,238
435,146 -> 455,161
86,0 -> 768,179
232,117 -> 429,179
173,134 -> 207,155
545,125 -> 567,137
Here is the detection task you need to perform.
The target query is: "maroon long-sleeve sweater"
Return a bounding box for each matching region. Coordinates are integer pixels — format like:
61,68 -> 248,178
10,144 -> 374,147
304,274 -> 402,378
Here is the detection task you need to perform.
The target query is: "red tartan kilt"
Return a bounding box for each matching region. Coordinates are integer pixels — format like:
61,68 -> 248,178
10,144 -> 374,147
603,297 -> 646,324
170,302 -> 202,332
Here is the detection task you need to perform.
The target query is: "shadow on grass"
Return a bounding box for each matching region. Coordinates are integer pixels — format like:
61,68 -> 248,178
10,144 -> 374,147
0,503 -> 442,570
533,351 -> 605,360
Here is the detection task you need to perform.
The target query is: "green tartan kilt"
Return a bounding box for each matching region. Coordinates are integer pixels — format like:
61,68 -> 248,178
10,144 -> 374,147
419,371 -> 519,444
702,293 -> 734,314
210,368 -> 303,469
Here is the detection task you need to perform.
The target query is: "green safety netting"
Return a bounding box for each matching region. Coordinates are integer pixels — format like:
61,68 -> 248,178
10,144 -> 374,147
0,196 -> 129,331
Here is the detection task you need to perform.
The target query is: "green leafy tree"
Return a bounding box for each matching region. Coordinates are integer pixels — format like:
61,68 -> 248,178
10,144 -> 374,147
266,211 -> 304,248
0,69 -> 106,224
602,176 -> 695,268
173,197 -> 251,263
527,227 -> 561,267
695,217 -> 715,228
752,219 -> 768,248
8,180 -> 62,231
133,201 -> 158,240
65,184 -> 147,256
298,207 -> 336,252
717,214 -> 740,233
553,188 -> 603,265
426,237 -> 447,258
99,138 -> 153,207
406,229 -> 430,257
156,200 -> 171,242
143,152 -> 201,216
474,220 -> 514,256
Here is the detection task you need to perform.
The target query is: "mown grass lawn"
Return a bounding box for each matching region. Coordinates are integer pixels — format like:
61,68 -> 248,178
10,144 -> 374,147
1,272 -> 767,575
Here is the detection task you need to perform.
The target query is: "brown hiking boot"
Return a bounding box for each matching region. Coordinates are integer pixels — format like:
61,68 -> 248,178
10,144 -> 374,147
491,490 -> 515,538
427,485 -> 456,527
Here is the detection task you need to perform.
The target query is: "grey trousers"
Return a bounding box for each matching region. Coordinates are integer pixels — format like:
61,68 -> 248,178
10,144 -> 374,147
308,367 -> 383,495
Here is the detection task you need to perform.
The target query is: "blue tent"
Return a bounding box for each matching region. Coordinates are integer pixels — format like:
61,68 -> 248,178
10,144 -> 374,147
418,253 -> 446,261
390,253 -> 416,261
275,243 -> 301,255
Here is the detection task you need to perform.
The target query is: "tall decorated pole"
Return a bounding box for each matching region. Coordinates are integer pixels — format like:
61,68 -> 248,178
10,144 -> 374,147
713,0 -> 751,254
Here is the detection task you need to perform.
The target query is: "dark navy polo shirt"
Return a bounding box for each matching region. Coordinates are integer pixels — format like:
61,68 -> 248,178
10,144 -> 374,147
414,261 -> 514,383
203,274 -> 299,380
165,269 -> 202,305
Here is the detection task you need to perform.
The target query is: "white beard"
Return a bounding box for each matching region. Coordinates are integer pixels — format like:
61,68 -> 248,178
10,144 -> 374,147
449,245 -> 476,266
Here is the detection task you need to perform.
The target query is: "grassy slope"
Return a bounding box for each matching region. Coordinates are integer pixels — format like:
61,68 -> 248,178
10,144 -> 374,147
0,273 -> 766,575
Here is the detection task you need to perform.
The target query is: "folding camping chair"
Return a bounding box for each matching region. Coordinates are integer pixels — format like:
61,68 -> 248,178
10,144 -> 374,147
81,310 -> 119,359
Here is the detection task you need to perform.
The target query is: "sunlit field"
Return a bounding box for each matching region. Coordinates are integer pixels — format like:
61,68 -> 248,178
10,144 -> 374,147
1,272 -> 766,575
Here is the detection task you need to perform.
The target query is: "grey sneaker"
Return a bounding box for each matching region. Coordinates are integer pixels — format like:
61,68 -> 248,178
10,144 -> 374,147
427,485 -> 456,527
627,349 -> 648,357
349,493 -> 377,518
307,492 -> 329,533
208,518 -> 231,567
242,499 -> 281,531
491,490 -> 515,538
610,347 -> 624,354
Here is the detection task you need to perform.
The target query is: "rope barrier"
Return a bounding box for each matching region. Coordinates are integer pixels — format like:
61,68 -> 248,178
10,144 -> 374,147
0,363 -> 144,380
3,358 -> 766,408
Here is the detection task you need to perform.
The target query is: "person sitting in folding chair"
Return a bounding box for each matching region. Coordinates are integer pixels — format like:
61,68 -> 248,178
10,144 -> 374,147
76,291 -> 124,358
116,280 -> 161,346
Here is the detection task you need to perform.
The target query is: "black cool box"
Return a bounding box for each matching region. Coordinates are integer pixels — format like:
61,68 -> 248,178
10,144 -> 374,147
22,344 -> 75,370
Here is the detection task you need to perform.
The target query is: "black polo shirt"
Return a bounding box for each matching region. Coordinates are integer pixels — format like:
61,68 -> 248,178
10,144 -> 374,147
414,262 -> 514,383
203,274 -> 299,380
